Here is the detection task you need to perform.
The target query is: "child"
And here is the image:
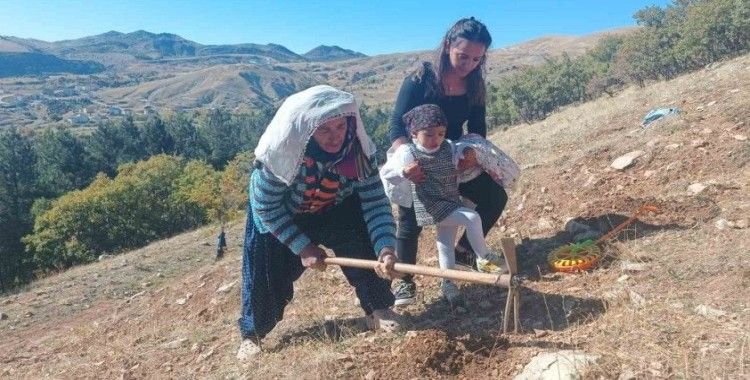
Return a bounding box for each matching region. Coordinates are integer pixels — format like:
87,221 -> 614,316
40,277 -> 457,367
380,104 -> 506,307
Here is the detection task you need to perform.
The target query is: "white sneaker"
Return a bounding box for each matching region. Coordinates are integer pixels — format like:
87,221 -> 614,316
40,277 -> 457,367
367,308 -> 406,333
236,338 -> 261,360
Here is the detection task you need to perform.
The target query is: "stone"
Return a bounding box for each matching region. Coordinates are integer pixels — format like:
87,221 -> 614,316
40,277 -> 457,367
0,312 -> 7,320
620,261 -> 650,272
533,329 -> 549,338
687,183 -> 707,195
610,151 -> 645,170
175,298 -> 188,306
537,218 -> 554,230
98,254 -> 111,261
734,219 -> 749,229
616,274 -> 630,283
514,350 -> 600,380
162,338 -> 188,349
628,290 -> 646,308
691,139 -> 708,148
216,281 -> 237,294
714,219 -> 729,230
664,143 -> 680,150
734,135 -> 748,141
694,304 -> 727,318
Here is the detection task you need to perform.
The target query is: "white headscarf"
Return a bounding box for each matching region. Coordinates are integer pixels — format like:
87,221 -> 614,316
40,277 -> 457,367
254,85 -> 377,185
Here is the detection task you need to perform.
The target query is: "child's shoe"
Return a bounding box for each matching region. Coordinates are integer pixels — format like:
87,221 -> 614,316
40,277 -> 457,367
476,251 -> 508,274
440,280 -> 467,310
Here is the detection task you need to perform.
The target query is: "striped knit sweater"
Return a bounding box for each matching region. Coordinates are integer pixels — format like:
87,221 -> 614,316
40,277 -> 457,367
249,160 -> 396,256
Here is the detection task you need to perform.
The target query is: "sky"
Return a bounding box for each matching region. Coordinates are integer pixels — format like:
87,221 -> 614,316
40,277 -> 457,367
0,0 -> 673,56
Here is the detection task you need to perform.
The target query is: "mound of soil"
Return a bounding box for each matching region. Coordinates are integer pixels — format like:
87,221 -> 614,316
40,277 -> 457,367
383,330 -> 508,378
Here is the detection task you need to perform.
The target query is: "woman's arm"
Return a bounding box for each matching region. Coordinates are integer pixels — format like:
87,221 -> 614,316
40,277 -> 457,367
354,169 -> 397,257
467,105 -> 488,138
389,75 -> 425,144
250,168 -> 312,255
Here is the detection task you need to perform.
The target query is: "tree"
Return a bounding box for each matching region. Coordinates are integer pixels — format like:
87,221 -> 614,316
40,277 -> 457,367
0,129 -> 37,289
85,117 -> 147,177
141,114 -> 174,156
33,128 -> 93,197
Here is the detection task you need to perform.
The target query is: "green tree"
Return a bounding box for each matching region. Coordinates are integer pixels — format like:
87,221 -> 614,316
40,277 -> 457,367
0,129 -> 37,290
33,128 -> 93,197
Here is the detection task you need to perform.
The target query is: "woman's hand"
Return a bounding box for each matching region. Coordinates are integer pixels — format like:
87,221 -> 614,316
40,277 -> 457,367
374,247 -> 402,280
402,162 -> 426,183
299,244 -> 327,271
457,148 -> 478,171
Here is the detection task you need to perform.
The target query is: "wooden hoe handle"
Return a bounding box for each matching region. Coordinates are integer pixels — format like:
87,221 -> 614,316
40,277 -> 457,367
323,257 -> 510,287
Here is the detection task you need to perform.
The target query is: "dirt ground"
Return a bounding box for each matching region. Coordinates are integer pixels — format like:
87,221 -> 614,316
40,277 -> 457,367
0,54 -> 748,379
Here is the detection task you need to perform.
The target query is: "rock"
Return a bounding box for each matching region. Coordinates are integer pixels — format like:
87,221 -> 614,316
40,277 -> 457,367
175,298 -> 188,306
618,367 -> 638,380
0,312 -> 7,320
1,299 -> 11,306
201,240 -> 211,246
610,151 -> 645,170
643,170 -> 657,178
98,254 -> 111,261
628,290 -> 646,308
514,350 -> 600,380
706,100 -> 717,107
537,218 -> 554,230
620,261 -> 650,272
691,139 -> 708,148
543,205 -> 554,212
216,281 -> 237,294
687,183 -> 707,195
664,143 -> 680,150
616,274 -> 630,283
365,370 -> 376,380
162,338 -> 188,349
734,219 -> 749,229
141,282 -> 152,288
714,219 -> 730,230
733,135 -> 747,141
533,329 -> 549,338
694,304 -> 727,318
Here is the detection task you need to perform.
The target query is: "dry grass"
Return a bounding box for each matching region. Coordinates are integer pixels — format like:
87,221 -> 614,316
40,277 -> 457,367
0,53 -> 748,379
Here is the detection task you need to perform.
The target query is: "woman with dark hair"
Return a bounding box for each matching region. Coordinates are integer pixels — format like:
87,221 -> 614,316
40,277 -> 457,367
388,17 -> 508,305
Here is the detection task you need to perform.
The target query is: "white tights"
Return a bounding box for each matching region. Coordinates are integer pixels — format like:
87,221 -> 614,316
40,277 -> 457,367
435,207 -> 488,270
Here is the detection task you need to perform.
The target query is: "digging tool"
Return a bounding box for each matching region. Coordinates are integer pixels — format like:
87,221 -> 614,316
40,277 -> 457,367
323,236 -> 524,334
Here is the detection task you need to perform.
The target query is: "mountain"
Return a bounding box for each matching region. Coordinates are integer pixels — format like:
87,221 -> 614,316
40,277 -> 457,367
303,45 -> 367,62
5,31 -> 307,63
0,52 -> 105,77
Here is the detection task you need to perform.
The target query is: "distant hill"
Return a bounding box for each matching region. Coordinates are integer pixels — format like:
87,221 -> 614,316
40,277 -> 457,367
303,45 -> 367,62
5,31 -> 306,63
98,63 -> 318,110
0,52 -> 105,77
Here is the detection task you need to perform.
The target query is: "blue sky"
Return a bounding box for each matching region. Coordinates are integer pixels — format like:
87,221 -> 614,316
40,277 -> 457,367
1,0 -> 672,55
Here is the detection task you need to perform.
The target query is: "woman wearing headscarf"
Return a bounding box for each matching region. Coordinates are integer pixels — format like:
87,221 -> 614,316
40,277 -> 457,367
237,85 -> 403,360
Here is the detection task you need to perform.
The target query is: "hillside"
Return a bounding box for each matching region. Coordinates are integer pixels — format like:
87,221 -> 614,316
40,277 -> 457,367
1,51 -> 747,378
303,45 -> 367,62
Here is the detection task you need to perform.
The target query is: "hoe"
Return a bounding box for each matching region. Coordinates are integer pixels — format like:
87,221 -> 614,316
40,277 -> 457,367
324,237 -> 523,333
